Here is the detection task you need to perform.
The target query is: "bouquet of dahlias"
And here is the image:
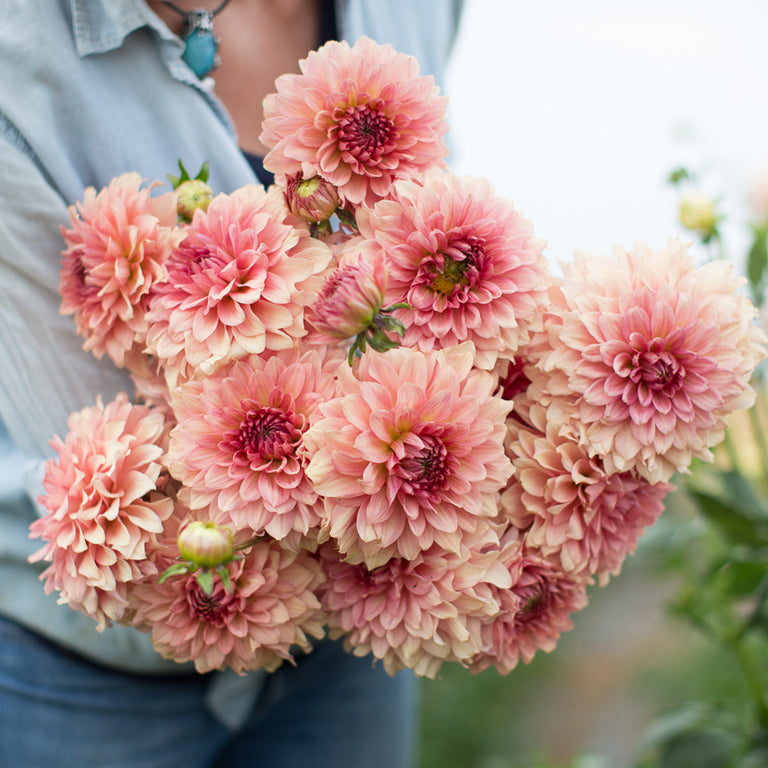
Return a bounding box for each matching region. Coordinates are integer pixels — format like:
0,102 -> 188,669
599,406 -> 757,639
28,37 -> 767,679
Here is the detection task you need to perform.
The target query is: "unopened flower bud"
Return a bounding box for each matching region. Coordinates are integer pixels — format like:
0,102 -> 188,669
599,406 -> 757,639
285,174 -> 340,223
312,251 -> 387,339
177,520 -> 233,568
679,191 -> 719,240
176,179 -> 214,222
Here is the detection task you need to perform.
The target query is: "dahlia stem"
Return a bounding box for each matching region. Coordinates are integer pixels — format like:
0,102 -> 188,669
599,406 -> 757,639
232,534 -> 265,552
747,392 -> 768,488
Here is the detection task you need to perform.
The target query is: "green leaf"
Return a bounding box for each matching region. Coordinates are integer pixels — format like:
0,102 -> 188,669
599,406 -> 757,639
686,469 -> 768,548
655,727 -> 739,768
747,225 -> 768,306
711,558 -> 768,598
668,167 -> 691,186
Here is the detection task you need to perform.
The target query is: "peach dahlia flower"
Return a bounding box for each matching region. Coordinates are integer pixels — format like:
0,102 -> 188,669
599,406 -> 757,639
131,512 -> 326,674
261,36 -> 449,207
165,347 -> 342,544
59,172 -> 180,368
469,536 -> 589,675
357,170 -> 551,369
304,343 -> 514,567
146,185 -> 332,383
317,528 -> 510,678
29,394 -> 173,629
502,406 -> 672,585
552,240 -> 767,482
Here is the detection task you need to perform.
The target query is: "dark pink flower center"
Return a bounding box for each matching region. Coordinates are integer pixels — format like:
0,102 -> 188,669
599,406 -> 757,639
336,104 -> 397,165
397,435 -> 450,493
228,406 -> 302,464
631,349 -> 681,388
187,581 -> 236,627
516,582 -> 550,626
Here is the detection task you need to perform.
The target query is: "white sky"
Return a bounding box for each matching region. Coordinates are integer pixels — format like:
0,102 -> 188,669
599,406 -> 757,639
444,0 -> 768,270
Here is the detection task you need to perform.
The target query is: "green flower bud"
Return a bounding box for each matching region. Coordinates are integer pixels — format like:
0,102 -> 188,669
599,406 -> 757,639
176,179 -> 214,222
177,520 -> 233,569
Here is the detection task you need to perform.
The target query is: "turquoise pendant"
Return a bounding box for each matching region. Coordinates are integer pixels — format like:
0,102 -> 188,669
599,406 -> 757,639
181,11 -> 220,78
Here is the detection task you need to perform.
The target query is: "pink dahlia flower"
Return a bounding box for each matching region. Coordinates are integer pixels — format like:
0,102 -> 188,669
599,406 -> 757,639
305,343 -> 514,567
145,185 -> 332,383
131,513 -> 326,674
469,536 -> 589,675
260,36 -> 449,207
59,172 -> 180,368
165,347 -> 342,544
357,170 -> 551,369
503,405 -> 672,585
552,240 -> 767,482
317,529 -> 510,678
29,393 -> 173,630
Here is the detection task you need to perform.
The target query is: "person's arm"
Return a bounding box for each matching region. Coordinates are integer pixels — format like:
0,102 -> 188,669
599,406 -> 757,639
0,127 -> 131,461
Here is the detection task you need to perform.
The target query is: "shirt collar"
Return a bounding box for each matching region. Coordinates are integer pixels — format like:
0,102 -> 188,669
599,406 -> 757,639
70,0 -> 176,57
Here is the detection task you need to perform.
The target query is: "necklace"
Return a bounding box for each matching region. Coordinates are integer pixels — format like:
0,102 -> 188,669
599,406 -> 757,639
159,0 -> 232,78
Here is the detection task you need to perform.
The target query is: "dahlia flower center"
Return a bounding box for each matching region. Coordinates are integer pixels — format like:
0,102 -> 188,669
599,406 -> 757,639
397,435 -> 450,492
337,105 -> 396,163
234,406 -> 301,462
430,237 -> 485,296
517,583 -> 550,626
72,255 -> 88,287
630,349 -> 682,392
187,581 -> 236,627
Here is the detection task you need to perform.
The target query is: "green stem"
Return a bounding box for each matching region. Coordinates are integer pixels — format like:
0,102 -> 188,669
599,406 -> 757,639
727,633 -> 768,729
721,428 -> 742,474
748,399 -> 768,488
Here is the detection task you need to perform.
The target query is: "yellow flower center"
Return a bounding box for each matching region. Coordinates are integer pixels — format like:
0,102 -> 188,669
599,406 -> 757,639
432,257 -> 468,294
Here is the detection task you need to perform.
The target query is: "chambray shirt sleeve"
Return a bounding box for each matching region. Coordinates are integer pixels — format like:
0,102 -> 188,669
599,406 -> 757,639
0,125 -> 131,462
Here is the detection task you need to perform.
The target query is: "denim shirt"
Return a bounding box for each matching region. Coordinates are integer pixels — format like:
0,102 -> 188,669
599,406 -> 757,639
0,0 -> 462,692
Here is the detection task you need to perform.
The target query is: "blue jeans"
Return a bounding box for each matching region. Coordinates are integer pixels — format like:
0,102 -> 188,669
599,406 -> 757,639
0,616 -> 417,767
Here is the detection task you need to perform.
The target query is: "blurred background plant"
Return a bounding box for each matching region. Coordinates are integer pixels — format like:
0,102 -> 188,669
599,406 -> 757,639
416,171 -> 768,768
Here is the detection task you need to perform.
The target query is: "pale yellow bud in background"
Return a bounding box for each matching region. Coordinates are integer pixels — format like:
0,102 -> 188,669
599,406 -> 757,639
679,191 -> 719,239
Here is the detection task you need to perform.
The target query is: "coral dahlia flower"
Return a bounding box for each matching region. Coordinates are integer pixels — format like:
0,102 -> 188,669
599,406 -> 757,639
166,347 -> 342,543
131,512 -> 326,674
304,343 -> 514,567
553,240 -> 767,482
317,531 -> 510,678
503,406 -> 672,585
469,536 -> 589,675
59,172 -> 180,368
145,185 -> 332,383
357,170 -> 551,369
261,36 -> 449,207
29,393 -> 173,630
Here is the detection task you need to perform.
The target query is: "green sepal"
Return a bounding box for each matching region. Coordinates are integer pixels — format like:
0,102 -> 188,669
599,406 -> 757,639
216,565 -> 233,592
195,569 -> 215,595
167,159 -> 210,190
158,561 -> 196,583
